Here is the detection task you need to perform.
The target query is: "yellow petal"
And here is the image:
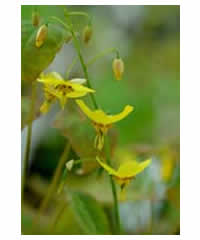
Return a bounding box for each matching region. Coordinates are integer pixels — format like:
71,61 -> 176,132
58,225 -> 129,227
67,84 -> 95,98
76,99 -> 99,121
37,74 -> 65,87
69,83 -> 95,93
40,101 -> 52,114
117,159 -> 151,178
67,91 -> 88,98
58,95 -> 68,109
76,99 -> 133,125
44,87 -> 62,100
106,105 -> 134,124
96,157 -> 118,176
162,156 -> 174,182
69,78 -> 86,84
47,72 -> 63,80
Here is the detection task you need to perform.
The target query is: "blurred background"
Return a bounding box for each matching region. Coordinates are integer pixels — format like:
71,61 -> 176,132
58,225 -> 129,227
21,5 -> 180,235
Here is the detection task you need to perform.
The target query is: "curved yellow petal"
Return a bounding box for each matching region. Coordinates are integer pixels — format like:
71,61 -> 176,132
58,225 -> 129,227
117,159 -> 151,178
70,83 -> 95,93
67,91 -> 88,98
96,157 -> 118,176
105,105 -> 134,124
67,84 -> 95,98
37,72 -> 65,86
76,100 -> 133,125
76,99 -> 97,121
47,72 -> 63,80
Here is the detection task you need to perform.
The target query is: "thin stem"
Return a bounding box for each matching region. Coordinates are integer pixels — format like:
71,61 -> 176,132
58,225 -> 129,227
50,16 -> 70,31
48,201 -> 67,234
33,142 -> 71,226
87,48 -> 119,67
105,136 -> 121,234
22,122 -> 32,200
22,82 -> 37,201
65,56 -> 78,79
68,12 -> 90,19
70,29 -> 98,109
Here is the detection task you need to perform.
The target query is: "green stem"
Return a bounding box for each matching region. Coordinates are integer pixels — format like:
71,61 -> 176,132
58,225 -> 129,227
22,122 -> 32,200
68,12 -> 90,19
48,201 -> 67,234
70,29 -> 98,109
33,142 -> 71,225
105,137 -> 121,234
87,48 -> 119,66
22,82 -> 36,201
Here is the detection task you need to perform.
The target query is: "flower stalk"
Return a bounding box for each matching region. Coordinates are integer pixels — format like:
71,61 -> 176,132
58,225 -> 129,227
105,136 -> 121,234
33,142 -> 71,226
87,48 -> 119,66
22,81 -> 37,201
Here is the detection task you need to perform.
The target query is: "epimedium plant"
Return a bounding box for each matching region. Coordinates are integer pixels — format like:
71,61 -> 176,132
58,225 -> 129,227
22,7 -> 151,235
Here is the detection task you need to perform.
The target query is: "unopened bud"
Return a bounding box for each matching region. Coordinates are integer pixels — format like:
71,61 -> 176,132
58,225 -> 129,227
66,160 -> 74,171
82,25 -> 92,44
112,58 -> 124,80
32,11 -> 40,27
76,168 -> 84,175
35,24 -> 48,48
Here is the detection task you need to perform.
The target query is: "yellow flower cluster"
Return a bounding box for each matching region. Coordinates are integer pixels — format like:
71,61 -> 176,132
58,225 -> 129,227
38,71 -> 151,199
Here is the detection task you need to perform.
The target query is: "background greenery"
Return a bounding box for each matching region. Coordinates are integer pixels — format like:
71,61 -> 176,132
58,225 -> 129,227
21,5 -> 180,235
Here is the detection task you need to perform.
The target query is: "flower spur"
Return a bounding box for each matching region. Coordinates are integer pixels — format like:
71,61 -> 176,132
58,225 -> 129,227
76,99 -> 134,150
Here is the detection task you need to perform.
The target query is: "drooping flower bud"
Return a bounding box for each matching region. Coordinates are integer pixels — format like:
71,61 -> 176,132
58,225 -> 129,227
112,58 -> 124,80
35,24 -> 48,48
66,160 -> 74,171
82,25 -> 92,44
32,10 -> 40,27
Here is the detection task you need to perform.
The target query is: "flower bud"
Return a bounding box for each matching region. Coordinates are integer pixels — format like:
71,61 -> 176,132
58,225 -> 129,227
112,58 -> 124,80
35,24 -> 48,48
32,11 -> 40,27
82,25 -> 92,44
66,160 -> 74,171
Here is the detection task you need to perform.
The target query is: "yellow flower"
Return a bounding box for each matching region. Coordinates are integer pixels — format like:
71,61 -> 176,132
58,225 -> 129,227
37,72 -> 95,114
76,99 -> 134,150
161,148 -> 174,182
96,157 -> 151,200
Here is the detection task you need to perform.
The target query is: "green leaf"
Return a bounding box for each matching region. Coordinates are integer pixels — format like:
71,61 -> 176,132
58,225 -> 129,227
71,192 -> 110,235
21,21 -> 68,83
